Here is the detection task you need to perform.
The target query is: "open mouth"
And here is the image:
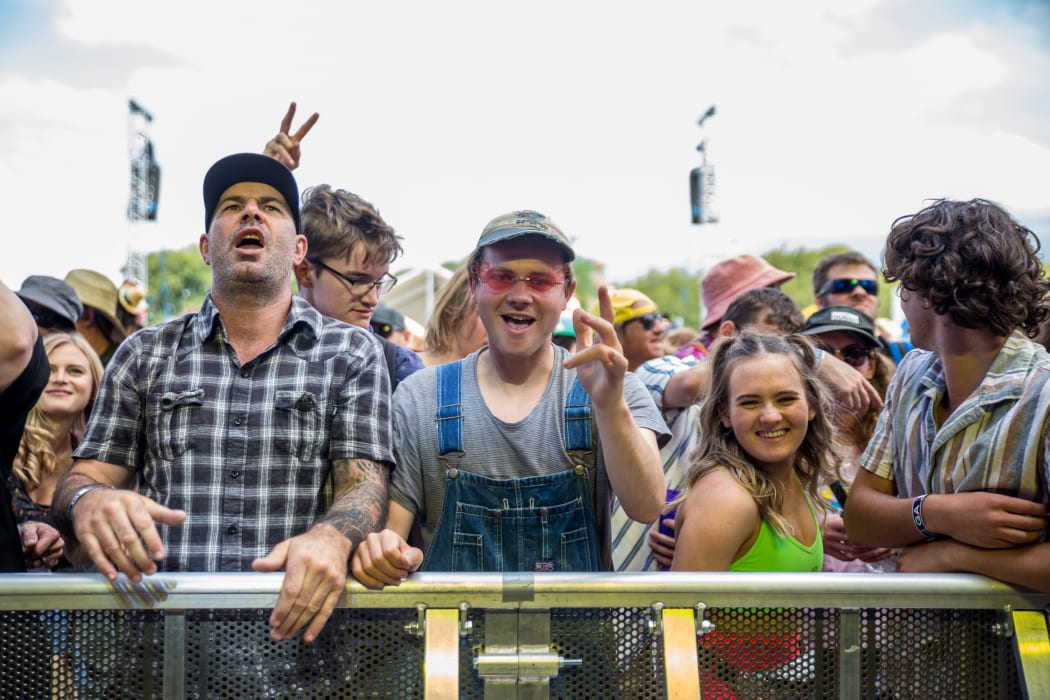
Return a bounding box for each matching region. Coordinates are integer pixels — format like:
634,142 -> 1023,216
235,231 -> 264,249
502,314 -> 535,329
756,429 -> 786,439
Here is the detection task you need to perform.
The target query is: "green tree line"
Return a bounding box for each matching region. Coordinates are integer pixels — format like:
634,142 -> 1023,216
143,244 -> 896,326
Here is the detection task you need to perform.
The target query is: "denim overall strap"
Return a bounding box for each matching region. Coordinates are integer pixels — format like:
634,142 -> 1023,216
435,360 -> 464,459
564,376 -> 592,454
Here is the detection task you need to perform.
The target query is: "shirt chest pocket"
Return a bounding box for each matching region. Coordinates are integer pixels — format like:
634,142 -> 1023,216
147,389 -> 204,461
274,390 -> 325,461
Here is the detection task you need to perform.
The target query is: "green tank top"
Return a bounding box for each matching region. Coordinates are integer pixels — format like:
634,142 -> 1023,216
729,493 -> 823,572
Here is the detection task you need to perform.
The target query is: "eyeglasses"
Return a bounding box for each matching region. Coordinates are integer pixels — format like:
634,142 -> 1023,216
825,344 -> 877,368
310,259 -> 397,297
476,265 -> 566,294
818,278 -> 878,296
27,305 -> 76,332
622,312 -> 663,332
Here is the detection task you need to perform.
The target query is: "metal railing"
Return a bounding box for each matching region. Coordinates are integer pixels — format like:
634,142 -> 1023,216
0,572 -> 1047,699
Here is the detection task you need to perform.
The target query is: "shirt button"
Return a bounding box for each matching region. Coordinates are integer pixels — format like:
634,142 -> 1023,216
233,418 -> 242,426
226,525 -> 239,535
241,370 -> 249,378
228,470 -> 240,479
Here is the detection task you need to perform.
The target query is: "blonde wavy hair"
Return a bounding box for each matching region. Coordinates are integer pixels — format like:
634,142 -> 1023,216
14,333 -> 103,489
683,331 -> 841,538
424,267 -> 477,354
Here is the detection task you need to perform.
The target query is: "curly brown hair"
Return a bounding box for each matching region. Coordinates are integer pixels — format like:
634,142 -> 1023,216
883,199 -> 1050,337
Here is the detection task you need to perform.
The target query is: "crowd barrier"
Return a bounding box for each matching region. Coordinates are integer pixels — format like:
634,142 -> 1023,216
0,571 -> 1048,699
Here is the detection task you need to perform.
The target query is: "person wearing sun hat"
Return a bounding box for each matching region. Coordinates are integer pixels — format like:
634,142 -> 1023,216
64,269 -> 127,366
676,254 -> 796,361
53,153 -> 394,651
351,208 -> 668,587
609,288 -> 667,371
116,278 -> 149,333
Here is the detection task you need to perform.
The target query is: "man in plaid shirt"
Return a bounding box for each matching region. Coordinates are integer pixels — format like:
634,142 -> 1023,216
53,153 -> 393,643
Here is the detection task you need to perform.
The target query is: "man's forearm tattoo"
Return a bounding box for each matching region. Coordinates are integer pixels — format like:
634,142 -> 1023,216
320,458 -> 390,548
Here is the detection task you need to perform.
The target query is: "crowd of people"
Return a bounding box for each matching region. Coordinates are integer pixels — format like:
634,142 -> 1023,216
3,104 -> 1049,683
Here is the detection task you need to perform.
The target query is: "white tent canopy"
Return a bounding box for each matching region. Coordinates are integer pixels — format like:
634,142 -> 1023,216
383,265 -> 455,326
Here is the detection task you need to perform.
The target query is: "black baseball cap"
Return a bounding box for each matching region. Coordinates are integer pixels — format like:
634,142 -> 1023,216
370,304 -> 405,332
203,153 -> 301,233
803,306 -> 881,347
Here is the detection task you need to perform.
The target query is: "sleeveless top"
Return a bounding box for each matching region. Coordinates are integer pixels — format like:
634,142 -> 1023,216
729,492 -> 823,572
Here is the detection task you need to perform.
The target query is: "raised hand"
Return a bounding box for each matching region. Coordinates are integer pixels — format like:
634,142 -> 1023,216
562,286 -> 628,410
263,102 -> 319,170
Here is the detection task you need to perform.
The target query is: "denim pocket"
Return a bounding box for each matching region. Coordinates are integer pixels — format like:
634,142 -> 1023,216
450,531 -> 486,572
558,524 -> 597,572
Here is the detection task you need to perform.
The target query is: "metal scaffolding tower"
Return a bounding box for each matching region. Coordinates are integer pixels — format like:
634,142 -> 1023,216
125,99 -> 160,289
690,105 -> 719,225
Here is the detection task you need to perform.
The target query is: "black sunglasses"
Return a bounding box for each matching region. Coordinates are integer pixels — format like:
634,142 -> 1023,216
818,278 -> 878,296
28,305 -> 76,332
622,312 -> 663,332
828,344 -> 876,368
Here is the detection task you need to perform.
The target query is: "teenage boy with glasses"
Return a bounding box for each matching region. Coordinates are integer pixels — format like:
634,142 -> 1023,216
262,103 -> 424,390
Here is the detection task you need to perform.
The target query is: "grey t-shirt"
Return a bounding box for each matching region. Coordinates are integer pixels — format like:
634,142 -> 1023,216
389,346 -> 669,569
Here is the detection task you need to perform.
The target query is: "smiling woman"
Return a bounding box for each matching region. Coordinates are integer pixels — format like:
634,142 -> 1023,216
11,332 -> 103,569
671,330 -> 839,574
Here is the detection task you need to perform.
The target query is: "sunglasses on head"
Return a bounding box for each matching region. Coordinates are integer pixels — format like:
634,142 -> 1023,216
28,305 -> 76,332
819,278 -> 878,296
623,312 -> 663,332
825,344 -> 876,368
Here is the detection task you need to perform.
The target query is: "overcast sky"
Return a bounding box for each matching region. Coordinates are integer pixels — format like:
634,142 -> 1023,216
1,0 -> 1048,293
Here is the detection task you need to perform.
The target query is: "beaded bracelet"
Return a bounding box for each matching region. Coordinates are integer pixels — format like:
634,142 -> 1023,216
911,494 -> 936,540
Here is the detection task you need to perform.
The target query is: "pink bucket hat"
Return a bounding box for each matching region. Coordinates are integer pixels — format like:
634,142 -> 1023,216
701,255 -> 796,330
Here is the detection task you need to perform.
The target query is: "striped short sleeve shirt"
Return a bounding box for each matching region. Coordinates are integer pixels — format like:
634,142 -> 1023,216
860,334 -> 1050,504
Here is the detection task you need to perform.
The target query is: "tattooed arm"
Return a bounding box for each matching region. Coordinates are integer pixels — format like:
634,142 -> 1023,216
252,457 -> 391,643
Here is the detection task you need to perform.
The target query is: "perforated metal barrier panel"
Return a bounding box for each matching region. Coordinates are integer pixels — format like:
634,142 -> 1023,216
0,572 -> 1046,699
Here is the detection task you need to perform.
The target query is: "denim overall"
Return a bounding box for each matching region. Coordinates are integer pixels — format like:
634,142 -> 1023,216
420,360 -> 601,572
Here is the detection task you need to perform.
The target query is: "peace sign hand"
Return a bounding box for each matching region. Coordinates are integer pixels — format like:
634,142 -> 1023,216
263,101 -> 319,170
562,286 -> 628,411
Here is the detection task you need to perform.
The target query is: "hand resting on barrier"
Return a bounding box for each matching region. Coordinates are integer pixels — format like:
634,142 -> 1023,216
351,528 -> 424,589
55,462 -> 186,582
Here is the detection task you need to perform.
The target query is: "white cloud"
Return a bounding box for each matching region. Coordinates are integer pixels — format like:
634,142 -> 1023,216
1,0 -> 1047,291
